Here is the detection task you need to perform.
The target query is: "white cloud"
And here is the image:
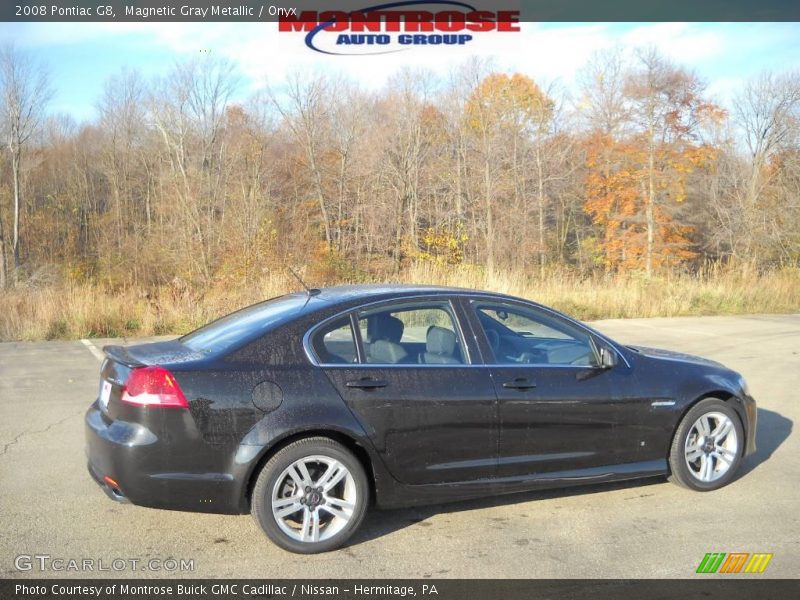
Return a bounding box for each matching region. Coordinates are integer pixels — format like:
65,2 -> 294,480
2,21 -> 797,114
143,22 -> 620,95
620,23 -> 725,63
106,21 -> 789,96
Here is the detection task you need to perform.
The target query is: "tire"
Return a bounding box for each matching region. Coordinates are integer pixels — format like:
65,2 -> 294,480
668,398 -> 744,491
251,436 -> 369,553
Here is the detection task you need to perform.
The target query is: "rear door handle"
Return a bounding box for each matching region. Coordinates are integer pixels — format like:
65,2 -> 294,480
346,378 -> 389,390
502,378 -> 537,390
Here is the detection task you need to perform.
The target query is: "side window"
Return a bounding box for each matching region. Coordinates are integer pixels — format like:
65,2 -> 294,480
311,317 -> 357,364
476,304 -> 597,366
357,304 -> 465,365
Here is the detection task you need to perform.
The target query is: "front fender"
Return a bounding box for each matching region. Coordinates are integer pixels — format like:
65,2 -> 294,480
673,370 -> 756,456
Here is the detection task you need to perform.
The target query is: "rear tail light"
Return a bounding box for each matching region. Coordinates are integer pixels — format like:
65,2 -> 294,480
120,366 -> 189,408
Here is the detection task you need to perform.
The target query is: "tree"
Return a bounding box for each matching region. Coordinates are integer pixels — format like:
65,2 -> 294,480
328,81 -> 371,257
150,56 -> 239,283
583,48 -> 714,274
380,69 -> 439,269
578,49 -> 630,270
731,71 -> 800,262
271,72 -> 336,253
1,52 -> 797,305
625,47 -> 712,275
578,48 -> 629,137
0,44 -> 52,284
97,69 -> 146,256
464,71 -> 554,271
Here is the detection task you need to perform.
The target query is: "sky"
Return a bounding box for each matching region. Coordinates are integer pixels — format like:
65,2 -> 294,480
0,21 -> 798,122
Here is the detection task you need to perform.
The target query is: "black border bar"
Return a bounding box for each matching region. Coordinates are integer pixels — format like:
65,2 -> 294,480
3,579 -> 800,600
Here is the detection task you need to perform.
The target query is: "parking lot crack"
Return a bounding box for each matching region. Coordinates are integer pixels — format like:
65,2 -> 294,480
0,410 -> 83,458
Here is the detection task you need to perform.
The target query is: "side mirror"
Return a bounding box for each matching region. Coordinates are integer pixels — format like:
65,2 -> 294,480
598,346 -> 618,369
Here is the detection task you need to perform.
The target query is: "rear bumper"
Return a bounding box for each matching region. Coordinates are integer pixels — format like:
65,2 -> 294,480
84,402 -> 247,514
87,460 -> 129,503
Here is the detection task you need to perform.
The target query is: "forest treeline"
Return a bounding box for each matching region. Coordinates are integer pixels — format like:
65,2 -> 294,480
0,45 -> 799,339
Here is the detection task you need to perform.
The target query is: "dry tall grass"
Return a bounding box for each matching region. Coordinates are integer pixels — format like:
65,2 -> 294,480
1,263 -> 798,341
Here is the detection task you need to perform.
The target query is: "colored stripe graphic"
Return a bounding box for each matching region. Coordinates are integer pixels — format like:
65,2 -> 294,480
720,553 -> 749,573
744,553 -> 773,573
697,552 -> 773,574
697,553 -> 726,573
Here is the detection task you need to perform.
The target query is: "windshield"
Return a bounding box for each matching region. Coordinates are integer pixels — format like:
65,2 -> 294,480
181,294 -> 307,354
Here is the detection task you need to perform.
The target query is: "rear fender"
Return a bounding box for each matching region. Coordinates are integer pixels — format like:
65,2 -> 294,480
231,368 -> 395,512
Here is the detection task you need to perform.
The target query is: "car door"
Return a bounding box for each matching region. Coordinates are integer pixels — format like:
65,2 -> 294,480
311,298 -> 499,486
463,298 -> 644,479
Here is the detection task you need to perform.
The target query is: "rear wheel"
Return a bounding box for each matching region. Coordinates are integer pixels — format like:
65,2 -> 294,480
668,398 -> 744,491
251,437 -> 369,553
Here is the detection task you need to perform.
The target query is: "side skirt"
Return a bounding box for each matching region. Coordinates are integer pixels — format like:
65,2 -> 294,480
375,459 -> 668,509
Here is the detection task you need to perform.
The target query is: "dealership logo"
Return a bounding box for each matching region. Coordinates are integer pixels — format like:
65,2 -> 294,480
696,552 -> 773,574
278,1 -> 520,55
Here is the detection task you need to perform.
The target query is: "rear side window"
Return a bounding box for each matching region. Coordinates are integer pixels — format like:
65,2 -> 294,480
357,303 -> 465,365
181,294 -> 306,355
310,317 -> 357,364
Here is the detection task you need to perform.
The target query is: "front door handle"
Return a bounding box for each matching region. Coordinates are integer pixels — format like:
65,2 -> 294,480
502,378 -> 537,390
346,378 -> 389,390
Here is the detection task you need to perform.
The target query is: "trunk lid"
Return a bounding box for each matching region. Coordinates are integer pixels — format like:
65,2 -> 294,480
103,339 -> 208,368
97,339 -> 204,418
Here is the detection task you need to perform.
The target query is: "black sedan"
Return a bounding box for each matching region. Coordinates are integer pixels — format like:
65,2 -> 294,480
85,285 -> 756,553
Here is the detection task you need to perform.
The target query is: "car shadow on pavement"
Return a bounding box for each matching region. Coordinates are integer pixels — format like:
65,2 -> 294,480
351,476 -> 665,548
737,407 -> 792,478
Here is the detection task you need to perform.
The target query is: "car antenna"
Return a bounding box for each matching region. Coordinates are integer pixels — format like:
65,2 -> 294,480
287,266 -> 321,297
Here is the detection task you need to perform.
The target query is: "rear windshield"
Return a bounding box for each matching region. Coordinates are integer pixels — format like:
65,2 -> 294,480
181,294 -> 307,354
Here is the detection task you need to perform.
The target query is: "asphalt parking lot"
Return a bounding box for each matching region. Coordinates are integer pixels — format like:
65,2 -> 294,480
1,315 -> 797,578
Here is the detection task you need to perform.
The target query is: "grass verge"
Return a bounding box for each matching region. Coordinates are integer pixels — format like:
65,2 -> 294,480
1,263 -> 798,342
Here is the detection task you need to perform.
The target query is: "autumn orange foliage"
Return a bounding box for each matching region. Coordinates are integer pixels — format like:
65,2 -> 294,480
465,73 -> 554,133
583,131 -> 717,271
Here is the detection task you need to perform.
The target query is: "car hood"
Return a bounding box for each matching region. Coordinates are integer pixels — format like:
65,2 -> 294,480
628,345 -> 725,369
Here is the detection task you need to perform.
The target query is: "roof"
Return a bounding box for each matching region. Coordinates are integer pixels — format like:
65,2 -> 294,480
292,283 -> 519,307
178,284 -> 534,357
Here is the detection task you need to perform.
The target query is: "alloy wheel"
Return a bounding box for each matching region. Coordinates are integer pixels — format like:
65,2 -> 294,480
684,411 -> 738,483
270,455 -> 357,543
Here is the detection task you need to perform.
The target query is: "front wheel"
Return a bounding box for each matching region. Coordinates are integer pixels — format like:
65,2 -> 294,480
668,398 -> 744,491
251,437 -> 369,553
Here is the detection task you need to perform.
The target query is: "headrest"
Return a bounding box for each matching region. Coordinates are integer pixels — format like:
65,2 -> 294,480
426,326 -> 456,356
368,314 -> 404,343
